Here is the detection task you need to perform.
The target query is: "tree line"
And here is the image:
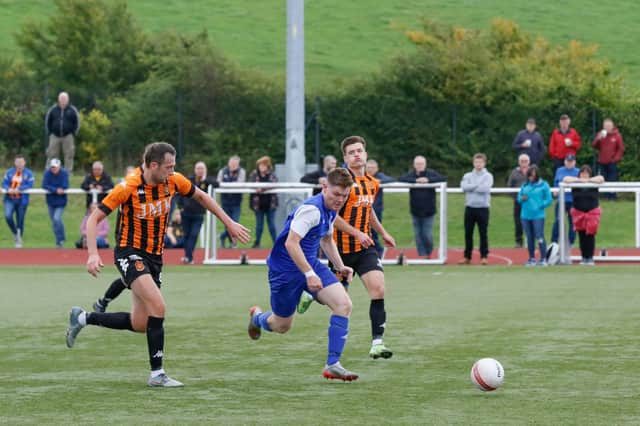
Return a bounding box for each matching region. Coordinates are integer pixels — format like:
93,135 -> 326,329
1,0 -> 638,183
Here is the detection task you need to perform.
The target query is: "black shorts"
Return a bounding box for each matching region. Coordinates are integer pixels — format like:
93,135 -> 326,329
332,246 -> 383,277
114,247 -> 163,289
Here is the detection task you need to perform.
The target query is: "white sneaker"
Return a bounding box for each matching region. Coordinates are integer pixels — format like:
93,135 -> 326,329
15,230 -> 22,248
148,373 -> 184,387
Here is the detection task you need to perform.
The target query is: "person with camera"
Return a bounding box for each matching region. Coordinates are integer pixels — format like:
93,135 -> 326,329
592,118 -> 624,200
549,114 -> 581,173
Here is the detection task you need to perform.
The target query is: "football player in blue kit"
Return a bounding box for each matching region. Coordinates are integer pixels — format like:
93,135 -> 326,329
248,167 -> 359,381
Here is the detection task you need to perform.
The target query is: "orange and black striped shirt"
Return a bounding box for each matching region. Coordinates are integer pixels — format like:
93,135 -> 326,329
9,170 -> 23,199
99,168 -> 195,256
334,172 -> 379,254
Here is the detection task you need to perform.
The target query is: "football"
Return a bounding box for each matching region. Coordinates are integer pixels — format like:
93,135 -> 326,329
470,358 -> 504,391
546,242 -> 560,265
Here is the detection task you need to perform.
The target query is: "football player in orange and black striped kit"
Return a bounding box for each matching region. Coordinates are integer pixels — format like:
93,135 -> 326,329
65,142 -> 251,387
299,136 -> 396,359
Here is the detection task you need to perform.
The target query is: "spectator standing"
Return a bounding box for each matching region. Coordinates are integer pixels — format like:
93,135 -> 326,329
507,154 -> 531,248
565,165 -> 605,265
249,156 -> 279,248
551,154 -> 579,246
42,158 -> 69,247
592,118 -> 624,200
77,203 -> 109,249
300,155 -> 337,196
2,154 -> 34,248
459,153 -> 493,265
549,114 -> 581,173
80,161 -> 114,208
366,159 -> 395,257
512,118 -> 546,165
45,92 -> 80,172
217,155 -> 246,248
517,165 -> 552,266
399,155 -> 446,258
178,161 -> 216,264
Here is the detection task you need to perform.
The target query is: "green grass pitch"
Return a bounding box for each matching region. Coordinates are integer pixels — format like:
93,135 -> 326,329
1,265 -> 639,425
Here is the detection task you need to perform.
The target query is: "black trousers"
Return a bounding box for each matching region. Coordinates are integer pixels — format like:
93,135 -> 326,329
513,199 -> 523,245
577,231 -> 596,259
464,206 -> 489,259
598,163 -> 619,200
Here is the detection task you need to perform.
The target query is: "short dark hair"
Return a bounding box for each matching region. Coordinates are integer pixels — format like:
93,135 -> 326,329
579,165 -> 592,177
326,167 -> 353,188
143,142 -> 176,166
14,154 -> 25,160
526,165 -> 540,180
341,135 -> 367,154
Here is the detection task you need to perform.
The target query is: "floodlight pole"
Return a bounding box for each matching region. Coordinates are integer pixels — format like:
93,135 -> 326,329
285,0 -> 305,182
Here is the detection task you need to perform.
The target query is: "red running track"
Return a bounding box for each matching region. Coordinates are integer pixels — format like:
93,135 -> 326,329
1,247 -> 638,266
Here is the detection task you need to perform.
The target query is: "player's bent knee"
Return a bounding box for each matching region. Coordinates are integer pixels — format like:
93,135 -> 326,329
148,301 -> 166,318
332,297 -> 352,317
367,285 -> 385,299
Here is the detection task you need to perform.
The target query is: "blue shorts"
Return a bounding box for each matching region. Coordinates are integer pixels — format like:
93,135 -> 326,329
268,261 -> 339,318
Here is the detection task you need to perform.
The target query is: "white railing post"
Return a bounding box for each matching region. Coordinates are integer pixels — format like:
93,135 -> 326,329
439,182 -> 448,262
636,190 -> 640,248
558,182 -> 569,264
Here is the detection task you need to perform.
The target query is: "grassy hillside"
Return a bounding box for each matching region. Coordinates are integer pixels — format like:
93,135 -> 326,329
1,0 -> 639,89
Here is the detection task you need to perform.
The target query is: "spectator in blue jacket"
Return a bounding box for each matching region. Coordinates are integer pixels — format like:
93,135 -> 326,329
517,165 -> 552,266
2,154 -> 34,248
512,118 -> 546,165
551,154 -> 579,246
366,159 -> 395,257
399,155 -> 446,258
42,158 -> 69,247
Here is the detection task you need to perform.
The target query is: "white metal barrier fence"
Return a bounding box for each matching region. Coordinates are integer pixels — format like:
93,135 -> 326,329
557,182 -> 640,264
1,188 -> 105,202
203,182 -> 449,265
203,182 -> 640,266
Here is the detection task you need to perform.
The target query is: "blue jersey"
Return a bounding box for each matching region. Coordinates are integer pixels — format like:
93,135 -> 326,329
554,166 -> 579,203
267,193 -> 336,273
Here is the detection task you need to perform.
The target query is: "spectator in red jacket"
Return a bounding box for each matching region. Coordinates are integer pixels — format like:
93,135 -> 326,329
592,118 -> 624,200
549,114 -> 581,173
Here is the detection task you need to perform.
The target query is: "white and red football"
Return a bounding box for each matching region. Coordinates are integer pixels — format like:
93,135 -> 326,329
470,358 -> 504,391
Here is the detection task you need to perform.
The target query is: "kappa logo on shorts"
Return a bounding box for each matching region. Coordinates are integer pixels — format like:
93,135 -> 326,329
117,258 -> 129,274
134,260 -> 145,272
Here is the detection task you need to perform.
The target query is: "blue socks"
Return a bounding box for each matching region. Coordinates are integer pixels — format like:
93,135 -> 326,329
253,311 -> 273,332
327,314 -> 349,366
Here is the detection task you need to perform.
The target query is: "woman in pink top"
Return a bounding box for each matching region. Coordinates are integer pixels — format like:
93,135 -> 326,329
77,203 -> 110,248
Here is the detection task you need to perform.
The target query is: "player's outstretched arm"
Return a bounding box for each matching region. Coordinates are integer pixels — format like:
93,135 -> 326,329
320,235 -> 353,283
285,231 -> 322,292
334,216 -> 374,248
192,187 -> 251,244
86,208 -> 106,277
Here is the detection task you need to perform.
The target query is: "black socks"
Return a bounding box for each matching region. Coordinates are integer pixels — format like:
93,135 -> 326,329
87,312 -> 134,331
146,316 -> 165,371
370,299 -> 386,340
